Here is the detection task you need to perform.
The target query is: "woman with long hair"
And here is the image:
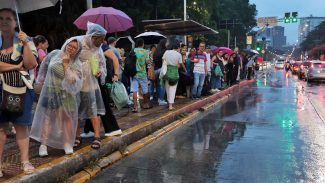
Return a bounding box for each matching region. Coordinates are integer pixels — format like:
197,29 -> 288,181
152,39 -> 168,105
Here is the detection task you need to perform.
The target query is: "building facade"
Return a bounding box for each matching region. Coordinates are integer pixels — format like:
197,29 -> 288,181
298,16 -> 325,45
255,26 -> 286,50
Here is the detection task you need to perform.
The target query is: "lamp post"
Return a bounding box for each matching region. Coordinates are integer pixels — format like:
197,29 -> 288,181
184,0 -> 187,45
87,0 -> 92,9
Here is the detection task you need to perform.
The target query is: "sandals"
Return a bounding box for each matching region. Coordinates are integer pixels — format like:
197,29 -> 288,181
73,137 -> 82,148
132,106 -> 138,113
91,137 -> 101,149
21,161 -> 35,175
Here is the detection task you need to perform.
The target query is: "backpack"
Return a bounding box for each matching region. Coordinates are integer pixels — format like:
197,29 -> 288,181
123,50 -> 137,77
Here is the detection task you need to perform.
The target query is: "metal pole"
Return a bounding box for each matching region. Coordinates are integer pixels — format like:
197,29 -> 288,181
227,30 -> 230,48
14,0 -> 21,31
234,36 -> 237,48
87,0 -> 93,9
184,0 -> 187,45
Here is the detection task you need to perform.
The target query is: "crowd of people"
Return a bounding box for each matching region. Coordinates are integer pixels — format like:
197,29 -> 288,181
0,8 -> 259,177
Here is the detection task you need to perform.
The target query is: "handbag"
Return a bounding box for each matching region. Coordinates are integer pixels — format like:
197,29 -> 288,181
148,64 -> 156,81
0,74 -> 26,113
214,65 -> 223,77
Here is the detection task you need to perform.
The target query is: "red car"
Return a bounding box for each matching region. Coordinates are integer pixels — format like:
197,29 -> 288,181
291,61 -> 301,74
298,61 -> 312,80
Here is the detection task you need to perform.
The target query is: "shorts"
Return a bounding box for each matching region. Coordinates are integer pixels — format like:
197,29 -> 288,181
130,77 -> 149,94
78,90 -> 103,118
0,89 -> 35,126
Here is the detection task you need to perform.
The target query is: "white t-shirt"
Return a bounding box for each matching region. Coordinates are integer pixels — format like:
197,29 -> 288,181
205,52 -> 211,72
162,50 -> 182,66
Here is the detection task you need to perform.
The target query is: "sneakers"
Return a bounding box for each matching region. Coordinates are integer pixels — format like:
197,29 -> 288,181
105,129 -> 123,137
210,89 -> 220,93
64,144 -> 74,155
39,145 -> 48,157
80,131 -> 94,138
158,100 -> 168,106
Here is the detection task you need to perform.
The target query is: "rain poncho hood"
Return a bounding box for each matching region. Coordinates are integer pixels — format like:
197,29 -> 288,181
30,38 -> 83,150
86,21 -> 107,37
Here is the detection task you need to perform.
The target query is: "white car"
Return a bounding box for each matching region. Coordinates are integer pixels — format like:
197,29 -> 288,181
275,59 -> 285,69
307,60 -> 325,81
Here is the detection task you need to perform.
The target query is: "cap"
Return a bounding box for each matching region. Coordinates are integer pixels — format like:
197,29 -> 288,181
107,37 -> 117,44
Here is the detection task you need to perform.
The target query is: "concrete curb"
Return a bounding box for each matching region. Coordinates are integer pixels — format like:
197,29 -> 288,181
6,80 -> 254,183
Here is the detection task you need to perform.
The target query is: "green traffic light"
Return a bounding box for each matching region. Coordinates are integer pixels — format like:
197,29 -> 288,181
256,47 -> 261,51
292,18 -> 298,23
284,18 -> 290,23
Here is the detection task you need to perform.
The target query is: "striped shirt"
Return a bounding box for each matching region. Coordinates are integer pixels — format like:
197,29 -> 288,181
191,52 -> 207,74
0,52 -> 24,87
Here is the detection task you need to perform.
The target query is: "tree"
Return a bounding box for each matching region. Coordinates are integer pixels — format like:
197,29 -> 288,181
300,21 -> 325,52
19,0 -> 257,49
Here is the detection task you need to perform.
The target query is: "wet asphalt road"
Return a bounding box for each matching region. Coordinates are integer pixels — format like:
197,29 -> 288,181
89,69 -> 325,183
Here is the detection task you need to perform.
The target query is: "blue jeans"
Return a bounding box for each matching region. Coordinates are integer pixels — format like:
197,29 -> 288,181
192,73 -> 206,98
211,74 -> 222,89
150,69 -> 165,101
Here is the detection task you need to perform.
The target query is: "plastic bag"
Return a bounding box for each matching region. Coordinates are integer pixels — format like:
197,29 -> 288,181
214,65 -> 223,77
90,55 -> 99,76
111,81 -> 128,110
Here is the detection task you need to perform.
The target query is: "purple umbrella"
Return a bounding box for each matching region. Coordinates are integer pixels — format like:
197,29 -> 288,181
74,7 -> 133,33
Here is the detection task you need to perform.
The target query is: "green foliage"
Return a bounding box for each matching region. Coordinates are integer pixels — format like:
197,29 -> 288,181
300,21 -> 325,51
19,0 -> 257,49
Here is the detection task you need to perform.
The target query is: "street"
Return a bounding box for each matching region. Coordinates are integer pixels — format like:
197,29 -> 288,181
89,69 -> 325,183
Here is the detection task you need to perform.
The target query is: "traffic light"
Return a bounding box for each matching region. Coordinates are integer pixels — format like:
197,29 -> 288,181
292,12 -> 298,23
256,43 -> 261,51
284,12 -> 291,23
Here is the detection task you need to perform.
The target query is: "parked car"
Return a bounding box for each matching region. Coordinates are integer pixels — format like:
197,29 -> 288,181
306,60 -> 325,81
291,61 -> 301,74
298,61 -> 312,80
275,59 -> 285,69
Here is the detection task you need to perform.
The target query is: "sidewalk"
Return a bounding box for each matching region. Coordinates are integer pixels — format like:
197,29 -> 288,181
1,80 -> 254,183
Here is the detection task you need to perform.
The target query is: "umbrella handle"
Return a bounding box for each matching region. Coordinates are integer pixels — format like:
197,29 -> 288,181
14,0 -> 22,31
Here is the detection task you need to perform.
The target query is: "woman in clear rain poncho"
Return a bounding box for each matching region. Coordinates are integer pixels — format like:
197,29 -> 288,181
75,22 -> 107,149
30,38 -> 83,155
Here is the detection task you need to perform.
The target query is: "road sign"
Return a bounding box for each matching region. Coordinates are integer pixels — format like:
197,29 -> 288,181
257,17 -> 278,27
246,36 -> 253,45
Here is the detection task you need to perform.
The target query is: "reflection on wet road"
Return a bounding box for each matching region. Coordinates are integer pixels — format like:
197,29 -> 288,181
89,69 -> 325,183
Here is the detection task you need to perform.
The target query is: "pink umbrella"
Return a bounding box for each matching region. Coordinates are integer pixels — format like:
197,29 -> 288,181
74,7 -> 133,33
218,47 -> 233,55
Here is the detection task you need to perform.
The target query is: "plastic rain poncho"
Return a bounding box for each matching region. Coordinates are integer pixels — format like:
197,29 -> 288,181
30,38 -> 83,150
76,22 -> 107,119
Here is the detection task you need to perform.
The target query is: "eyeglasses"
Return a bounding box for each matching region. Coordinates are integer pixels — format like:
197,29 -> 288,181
67,44 -> 78,50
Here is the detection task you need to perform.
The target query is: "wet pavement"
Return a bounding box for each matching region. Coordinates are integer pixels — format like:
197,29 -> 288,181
89,69 -> 325,183
0,97 -> 194,180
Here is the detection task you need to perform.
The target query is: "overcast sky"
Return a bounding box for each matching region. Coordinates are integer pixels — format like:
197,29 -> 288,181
249,0 -> 325,44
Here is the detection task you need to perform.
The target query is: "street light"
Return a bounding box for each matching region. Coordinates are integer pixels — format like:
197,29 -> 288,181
184,0 -> 187,45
